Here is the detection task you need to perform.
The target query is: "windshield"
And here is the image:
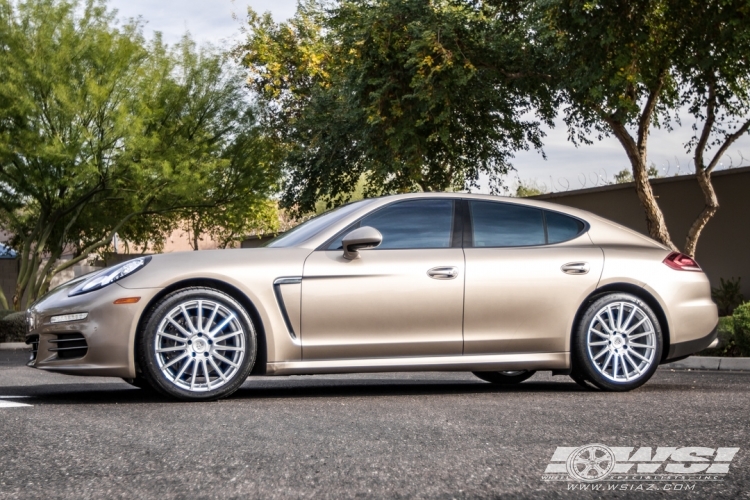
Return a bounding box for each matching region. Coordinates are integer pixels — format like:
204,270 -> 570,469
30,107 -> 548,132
265,199 -> 375,248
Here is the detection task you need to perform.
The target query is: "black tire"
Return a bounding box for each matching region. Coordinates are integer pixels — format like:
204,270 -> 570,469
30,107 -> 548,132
472,370 -> 536,384
569,372 -> 599,390
573,293 -> 663,392
122,376 -> 156,391
137,287 -> 257,401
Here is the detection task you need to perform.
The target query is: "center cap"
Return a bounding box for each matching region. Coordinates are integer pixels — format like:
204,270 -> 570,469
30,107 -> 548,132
613,336 -> 624,347
193,338 -> 207,353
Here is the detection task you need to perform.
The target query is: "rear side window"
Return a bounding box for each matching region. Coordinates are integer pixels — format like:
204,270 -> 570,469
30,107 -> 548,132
546,211 -> 585,244
470,201 -> 545,247
469,201 -> 585,247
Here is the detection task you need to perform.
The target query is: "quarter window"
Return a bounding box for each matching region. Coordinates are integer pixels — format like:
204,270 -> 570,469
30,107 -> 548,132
327,199 -> 455,250
546,211 -> 585,244
470,201 -> 546,247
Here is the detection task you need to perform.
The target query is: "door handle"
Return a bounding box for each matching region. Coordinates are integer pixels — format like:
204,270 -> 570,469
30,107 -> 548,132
561,262 -> 590,275
427,266 -> 459,280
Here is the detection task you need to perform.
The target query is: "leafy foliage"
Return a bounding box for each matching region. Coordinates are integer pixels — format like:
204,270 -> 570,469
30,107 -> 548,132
733,302 -> 750,356
239,0 -> 555,213
0,0 -> 280,308
712,277 -> 745,317
0,311 -> 26,342
536,0 -> 750,255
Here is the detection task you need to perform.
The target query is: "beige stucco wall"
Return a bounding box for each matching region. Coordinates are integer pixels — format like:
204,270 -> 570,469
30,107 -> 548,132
536,166 -> 750,298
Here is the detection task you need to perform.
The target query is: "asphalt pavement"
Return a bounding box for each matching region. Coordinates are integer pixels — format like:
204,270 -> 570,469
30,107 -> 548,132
1,349 -> 748,499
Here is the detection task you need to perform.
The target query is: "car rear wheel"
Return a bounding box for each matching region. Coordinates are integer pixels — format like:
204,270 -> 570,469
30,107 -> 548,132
137,287 -> 257,401
472,370 -> 536,384
574,293 -> 663,391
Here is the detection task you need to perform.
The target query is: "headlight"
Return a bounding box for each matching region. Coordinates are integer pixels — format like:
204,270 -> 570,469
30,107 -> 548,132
69,257 -> 151,296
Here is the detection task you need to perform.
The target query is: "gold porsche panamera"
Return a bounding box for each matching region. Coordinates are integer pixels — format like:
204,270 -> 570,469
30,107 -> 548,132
25,193 -> 718,400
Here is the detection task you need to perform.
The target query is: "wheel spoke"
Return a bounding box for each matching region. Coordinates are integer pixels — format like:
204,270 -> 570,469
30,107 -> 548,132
621,306 -> 637,331
589,340 -> 608,346
190,358 -> 199,390
606,305 -> 617,332
616,303 -> 624,330
209,314 -> 236,338
206,304 -> 219,332
625,317 -> 647,335
209,357 -> 227,382
596,313 -> 613,334
203,359 -> 211,390
628,330 -> 653,340
166,318 -> 191,338
175,357 -> 192,380
624,352 -> 641,374
158,331 -> 188,343
613,354 -> 619,379
629,349 -> 651,363
197,300 -> 203,332
213,331 -> 242,343
157,346 -> 186,353
163,351 -> 189,369
590,328 -> 609,339
181,305 -> 198,334
592,348 -> 608,360
214,351 -> 239,368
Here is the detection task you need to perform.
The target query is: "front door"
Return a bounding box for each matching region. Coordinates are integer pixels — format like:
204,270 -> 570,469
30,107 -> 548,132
300,199 -> 465,360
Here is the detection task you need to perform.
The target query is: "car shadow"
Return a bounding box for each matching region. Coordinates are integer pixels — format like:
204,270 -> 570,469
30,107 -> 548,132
0,377 -> 597,405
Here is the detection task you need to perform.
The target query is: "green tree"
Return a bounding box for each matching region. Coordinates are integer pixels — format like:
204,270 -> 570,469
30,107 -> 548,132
537,0 -> 750,256
612,164 -> 659,184
0,0 -> 279,309
239,0 -> 555,213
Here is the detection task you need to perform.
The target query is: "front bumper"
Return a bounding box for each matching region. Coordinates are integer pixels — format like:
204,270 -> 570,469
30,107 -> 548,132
25,283 -> 162,378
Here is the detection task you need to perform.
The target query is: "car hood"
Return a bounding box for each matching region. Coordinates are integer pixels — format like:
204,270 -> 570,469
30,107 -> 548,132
116,247 -> 313,290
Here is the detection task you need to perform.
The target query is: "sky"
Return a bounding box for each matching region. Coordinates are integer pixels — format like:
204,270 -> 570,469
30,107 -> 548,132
108,0 -> 750,193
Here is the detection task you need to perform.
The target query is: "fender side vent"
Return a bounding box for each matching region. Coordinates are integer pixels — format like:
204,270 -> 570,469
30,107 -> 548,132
48,333 -> 88,360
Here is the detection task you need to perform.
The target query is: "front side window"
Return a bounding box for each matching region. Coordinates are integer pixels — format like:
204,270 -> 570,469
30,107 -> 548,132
327,199 -> 455,250
470,201 -> 545,247
266,199 -> 375,248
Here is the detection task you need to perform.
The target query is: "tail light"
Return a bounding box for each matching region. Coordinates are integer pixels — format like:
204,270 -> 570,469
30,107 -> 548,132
663,252 -> 702,272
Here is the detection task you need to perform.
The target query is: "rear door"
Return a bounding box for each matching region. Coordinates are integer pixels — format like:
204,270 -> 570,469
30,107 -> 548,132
462,200 -> 603,354
300,199 -> 465,360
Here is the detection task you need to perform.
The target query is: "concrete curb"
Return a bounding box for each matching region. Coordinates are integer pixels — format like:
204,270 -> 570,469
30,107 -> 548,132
663,356 -> 750,371
0,342 -> 30,350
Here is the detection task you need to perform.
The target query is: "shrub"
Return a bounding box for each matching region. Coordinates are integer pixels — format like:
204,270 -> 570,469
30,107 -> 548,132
0,309 -> 15,320
711,277 -> 744,316
0,311 -> 26,343
699,316 -> 736,357
733,302 -> 750,356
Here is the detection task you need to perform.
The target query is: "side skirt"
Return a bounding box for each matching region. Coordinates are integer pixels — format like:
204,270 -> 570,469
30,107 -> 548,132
266,352 -> 569,376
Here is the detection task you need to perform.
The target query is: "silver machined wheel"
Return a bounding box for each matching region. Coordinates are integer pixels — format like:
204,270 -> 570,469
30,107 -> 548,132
586,301 -> 656,382
155,299 -> 245,392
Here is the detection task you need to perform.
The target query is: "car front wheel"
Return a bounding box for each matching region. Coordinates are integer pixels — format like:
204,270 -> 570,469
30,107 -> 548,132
137,287 -> 257,401
574,293 -> 663,391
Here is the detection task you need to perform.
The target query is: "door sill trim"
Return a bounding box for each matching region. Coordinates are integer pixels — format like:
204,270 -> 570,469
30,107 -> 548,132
266,352 -> 569,375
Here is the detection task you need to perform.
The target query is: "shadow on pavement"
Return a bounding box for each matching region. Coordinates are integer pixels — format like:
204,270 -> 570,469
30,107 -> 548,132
0,377 -> 591,405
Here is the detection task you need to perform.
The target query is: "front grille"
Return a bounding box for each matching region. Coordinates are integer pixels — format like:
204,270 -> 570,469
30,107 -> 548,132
48,333 -> 88,360
26,334 -> 39,362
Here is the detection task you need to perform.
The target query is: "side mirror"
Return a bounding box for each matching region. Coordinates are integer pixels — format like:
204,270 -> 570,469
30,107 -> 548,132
342,226 -> 382,260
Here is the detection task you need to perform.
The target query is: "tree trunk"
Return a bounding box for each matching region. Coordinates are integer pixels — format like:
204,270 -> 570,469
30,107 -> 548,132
605,118 -> 677,251
683,170 -> 718,258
